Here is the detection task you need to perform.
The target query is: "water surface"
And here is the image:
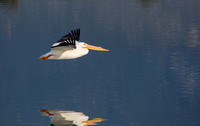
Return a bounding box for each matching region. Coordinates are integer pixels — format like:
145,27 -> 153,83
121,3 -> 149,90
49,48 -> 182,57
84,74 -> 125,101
0,0 -> 200,126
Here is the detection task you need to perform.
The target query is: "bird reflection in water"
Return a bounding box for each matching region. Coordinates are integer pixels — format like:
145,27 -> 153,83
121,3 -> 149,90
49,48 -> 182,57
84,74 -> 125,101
40,109 -> 107,126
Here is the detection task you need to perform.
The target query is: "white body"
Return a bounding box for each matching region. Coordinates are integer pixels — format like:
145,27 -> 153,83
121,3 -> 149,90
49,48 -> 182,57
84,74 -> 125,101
40,109 -> 106,126
52,42 -> 89,59
41,42 -> 89,60
41,110 -> 88,126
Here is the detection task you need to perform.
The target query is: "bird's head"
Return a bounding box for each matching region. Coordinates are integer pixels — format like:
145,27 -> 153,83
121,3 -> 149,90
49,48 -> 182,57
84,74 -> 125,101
80,42 -> 109,51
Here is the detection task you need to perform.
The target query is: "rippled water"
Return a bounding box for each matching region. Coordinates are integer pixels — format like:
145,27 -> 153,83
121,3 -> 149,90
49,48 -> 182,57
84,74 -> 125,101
0,0 -> 200,126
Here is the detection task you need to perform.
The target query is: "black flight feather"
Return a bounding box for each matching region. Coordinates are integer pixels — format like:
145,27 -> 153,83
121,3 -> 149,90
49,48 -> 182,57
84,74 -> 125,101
51,28 -> 80,48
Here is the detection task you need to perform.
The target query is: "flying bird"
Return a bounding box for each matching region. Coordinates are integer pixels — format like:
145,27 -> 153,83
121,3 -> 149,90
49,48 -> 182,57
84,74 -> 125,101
40,109 -> 106,126
39,28 -> 109,60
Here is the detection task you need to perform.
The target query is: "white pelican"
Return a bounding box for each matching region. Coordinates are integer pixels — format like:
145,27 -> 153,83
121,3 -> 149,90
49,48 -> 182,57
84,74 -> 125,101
40,109 -> 106,126
39,28 -> 109,60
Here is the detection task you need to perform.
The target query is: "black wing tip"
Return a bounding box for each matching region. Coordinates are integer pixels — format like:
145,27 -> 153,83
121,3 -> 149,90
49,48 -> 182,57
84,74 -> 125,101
69,28 -> 80,41
57,28 -> 80,41
74,28 -> 80,31
52,28 -> 80,48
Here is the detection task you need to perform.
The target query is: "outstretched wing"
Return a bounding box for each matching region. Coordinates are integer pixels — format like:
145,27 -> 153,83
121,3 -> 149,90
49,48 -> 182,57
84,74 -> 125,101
60,28 -> 80,41
51,37 -> 76,49
51,28 -> 80,49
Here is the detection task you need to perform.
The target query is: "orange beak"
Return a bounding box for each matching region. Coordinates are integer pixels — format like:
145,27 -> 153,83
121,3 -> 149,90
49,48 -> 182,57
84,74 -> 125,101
39,54 -> 53,60
83,44 -> 109,51
83,118 -> 107,125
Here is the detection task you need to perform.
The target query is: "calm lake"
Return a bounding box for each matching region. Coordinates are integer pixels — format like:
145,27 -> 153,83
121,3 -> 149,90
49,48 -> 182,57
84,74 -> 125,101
0,0 -> 200,126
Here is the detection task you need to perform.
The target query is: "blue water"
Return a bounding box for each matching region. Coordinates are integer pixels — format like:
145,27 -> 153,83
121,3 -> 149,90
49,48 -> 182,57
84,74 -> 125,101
0,0 -> 200,126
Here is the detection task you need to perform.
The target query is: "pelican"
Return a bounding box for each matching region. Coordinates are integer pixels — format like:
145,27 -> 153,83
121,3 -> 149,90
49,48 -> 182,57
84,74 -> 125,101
40,109 -> 106,126
39,28 -> 109,60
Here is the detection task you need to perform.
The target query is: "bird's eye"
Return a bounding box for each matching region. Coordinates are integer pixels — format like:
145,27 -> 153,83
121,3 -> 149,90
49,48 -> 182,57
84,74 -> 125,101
83,43 -> 87,46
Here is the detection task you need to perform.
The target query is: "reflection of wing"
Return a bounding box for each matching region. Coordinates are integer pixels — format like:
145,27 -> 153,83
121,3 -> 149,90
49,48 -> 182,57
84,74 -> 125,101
50,122 -> 74,126
40,109 -> 88,126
